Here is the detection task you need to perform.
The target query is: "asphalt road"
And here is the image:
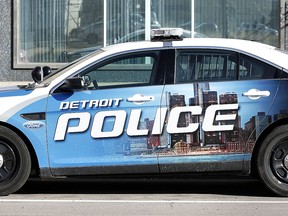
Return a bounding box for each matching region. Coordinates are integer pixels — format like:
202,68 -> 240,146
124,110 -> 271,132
1,177 -> 288,216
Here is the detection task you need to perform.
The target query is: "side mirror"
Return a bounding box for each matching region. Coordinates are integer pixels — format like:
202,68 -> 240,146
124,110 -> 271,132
54,77 -> 84,94
31,66 -> 52,83
63,77 -> 84,91
82,75 -> 91,87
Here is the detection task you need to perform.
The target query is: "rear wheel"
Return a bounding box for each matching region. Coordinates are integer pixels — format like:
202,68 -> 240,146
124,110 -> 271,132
0,126 -> 31,195
257,125 -> 288,196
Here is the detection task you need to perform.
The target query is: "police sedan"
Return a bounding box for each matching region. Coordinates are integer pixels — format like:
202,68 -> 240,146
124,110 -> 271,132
1,29 -> 288,196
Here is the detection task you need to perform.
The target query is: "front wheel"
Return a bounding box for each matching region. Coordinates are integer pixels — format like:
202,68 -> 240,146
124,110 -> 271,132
0,126 -> 31,195
257,125 -> 288,196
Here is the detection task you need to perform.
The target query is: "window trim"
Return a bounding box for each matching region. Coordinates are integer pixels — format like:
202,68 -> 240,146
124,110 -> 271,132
238,53 -> 283,80
12,0 -> 155,70
80,51 -> 161,88
174,49 -> 238,83
53,50 -> 164,93
13,0 -> 67,69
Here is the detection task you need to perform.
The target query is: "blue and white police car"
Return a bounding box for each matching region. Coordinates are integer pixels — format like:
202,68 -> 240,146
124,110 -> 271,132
1,29 -> 288,196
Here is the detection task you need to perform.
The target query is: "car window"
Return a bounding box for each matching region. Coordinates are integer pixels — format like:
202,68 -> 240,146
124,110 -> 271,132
239,54 -> 281,80
175,50 -> 237,83
175,50 -> 283,83
80,53 -> 158,89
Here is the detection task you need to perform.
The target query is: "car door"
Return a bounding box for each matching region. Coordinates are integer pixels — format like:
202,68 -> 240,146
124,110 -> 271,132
158,49 -> 281,173
46,50 -> 166,176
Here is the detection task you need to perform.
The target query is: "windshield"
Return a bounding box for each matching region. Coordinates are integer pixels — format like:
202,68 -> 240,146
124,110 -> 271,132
42,49 -> 104,84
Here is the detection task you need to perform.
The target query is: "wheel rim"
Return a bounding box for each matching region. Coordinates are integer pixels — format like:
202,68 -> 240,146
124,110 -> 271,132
271,140 -> 288,184
0,141 -> 17,184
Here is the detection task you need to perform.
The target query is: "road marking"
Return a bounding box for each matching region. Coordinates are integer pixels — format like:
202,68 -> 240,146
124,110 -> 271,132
0,199 -> 288,204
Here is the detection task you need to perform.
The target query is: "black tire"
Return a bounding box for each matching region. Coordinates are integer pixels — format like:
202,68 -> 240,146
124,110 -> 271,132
0,126 -> 31,195
257,125 -> 288,196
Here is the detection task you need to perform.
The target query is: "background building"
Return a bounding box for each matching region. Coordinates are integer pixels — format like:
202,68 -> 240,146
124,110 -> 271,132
0,0 -> 287,82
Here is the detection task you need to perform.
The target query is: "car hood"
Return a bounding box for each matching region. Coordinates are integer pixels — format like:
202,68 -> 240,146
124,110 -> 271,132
0,85 -> 33,97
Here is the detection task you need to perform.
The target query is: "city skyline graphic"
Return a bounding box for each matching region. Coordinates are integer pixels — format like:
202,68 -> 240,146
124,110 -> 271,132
122,80 -> 288,157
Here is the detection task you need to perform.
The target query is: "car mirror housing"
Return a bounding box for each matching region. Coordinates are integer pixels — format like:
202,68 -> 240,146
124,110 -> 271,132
64,77 -> 84,90
54,77 -> 84,94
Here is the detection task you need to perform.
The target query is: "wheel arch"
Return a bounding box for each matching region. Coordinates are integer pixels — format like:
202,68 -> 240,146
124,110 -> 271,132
251,117 -> 288,177
0,121 -> 40,177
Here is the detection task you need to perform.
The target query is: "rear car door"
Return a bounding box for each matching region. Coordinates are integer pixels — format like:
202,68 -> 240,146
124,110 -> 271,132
158,48 -> 281,173
46,50 -> 167,176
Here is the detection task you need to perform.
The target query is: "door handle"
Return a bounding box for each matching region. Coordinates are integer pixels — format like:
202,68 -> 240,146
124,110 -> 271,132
243,89 -> 270,100
127,94 -> 155,104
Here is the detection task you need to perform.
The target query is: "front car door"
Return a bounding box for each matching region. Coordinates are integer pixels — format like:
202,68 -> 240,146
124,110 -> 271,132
158,48 -> 282,173
46,50 -> 167,176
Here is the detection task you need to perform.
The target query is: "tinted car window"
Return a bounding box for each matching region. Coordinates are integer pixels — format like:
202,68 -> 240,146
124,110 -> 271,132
176,50 -> 237,83
80,53 -> 157,89
239,54 -> 281,80
176,50 -> 283,83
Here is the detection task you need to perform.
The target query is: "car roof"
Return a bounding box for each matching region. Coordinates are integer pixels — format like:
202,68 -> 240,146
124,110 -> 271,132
47,38 -> 288,88
101,38 -> 288,70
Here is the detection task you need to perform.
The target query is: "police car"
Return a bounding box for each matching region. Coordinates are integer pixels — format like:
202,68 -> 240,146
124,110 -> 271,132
1,28 -> 288,196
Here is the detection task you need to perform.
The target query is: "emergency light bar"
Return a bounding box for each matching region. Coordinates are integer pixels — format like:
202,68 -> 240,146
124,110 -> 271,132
151,28 -> 183,42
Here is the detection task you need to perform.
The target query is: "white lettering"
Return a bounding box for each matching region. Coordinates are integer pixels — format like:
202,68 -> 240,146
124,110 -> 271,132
54,104 -> 239,140
167,106 -> 202,134
70,101 -> 80,109
59,102 -> 69,110
113,98 -> 122,106
59,98 -> 123,110
89,100 -> 99,108
91,110 -> 126,138
202,104 -> 238,132
54,112 -> 90,141
99,99 -> 109,107
127,109 -> 149,136
151,108 -> 167,135
81,100 -> 90,108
